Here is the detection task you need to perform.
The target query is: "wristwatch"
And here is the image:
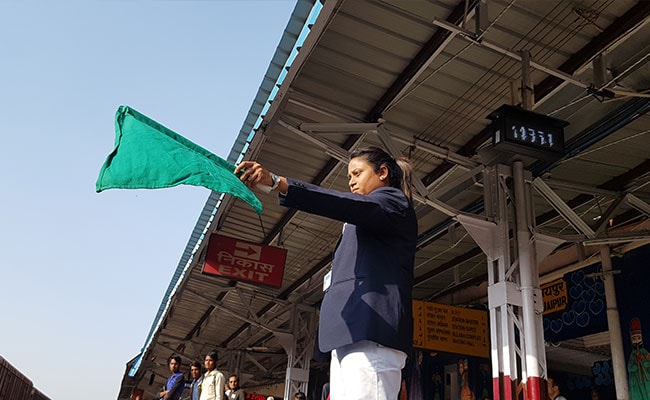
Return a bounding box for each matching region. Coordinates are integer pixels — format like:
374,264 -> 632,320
270,173 -> 281,190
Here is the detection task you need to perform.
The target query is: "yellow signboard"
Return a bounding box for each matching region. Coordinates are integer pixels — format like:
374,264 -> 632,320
413,300 -> 489,358
541,278 -> 568,315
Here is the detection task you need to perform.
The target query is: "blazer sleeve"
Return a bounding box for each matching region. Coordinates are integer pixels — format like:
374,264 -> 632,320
279,178 -> 411,231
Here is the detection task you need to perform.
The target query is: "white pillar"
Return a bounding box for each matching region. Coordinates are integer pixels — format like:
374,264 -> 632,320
601,245 -> 629,400
514,161 -> 544,400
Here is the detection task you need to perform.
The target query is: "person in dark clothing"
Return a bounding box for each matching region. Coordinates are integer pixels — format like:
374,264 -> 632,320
227,375 -> 246,400
547,377 -> 567,400
236,146 -> 417,400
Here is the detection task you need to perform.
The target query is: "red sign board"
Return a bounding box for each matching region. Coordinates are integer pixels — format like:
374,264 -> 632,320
203,234 -> 287,288
246,394 -> 274,400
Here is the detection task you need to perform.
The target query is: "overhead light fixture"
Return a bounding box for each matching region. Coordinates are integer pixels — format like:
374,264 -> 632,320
582,234 -> 650,246
299,122 -> 380,133
246,346 -> 269,352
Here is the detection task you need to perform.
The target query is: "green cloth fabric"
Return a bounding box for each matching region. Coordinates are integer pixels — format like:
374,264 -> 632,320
96,105 -> 262,214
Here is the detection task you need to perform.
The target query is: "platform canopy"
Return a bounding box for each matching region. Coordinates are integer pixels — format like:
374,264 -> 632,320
118,1 -> 650,399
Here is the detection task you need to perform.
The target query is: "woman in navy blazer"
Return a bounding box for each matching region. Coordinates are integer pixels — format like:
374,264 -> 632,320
236,147 -> 417,400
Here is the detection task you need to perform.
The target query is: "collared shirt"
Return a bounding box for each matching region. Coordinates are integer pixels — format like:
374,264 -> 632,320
199,369 -> 225,400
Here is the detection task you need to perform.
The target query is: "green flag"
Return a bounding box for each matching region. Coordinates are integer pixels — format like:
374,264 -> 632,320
96,105 -> 262,214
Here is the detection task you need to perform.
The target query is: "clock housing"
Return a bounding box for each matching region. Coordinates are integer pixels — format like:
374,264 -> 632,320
489,104 -> 568,160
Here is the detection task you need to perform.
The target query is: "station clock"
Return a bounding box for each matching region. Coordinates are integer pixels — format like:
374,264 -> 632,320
489,104 -> 568,160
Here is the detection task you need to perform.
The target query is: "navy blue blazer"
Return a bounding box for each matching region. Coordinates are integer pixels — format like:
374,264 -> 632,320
279,178 -> 417,354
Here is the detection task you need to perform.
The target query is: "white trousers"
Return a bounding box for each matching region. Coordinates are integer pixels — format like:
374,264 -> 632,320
329,340 -> 407,400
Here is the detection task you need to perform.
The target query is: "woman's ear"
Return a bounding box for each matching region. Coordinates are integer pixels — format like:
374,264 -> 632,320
379,165 -> 389,181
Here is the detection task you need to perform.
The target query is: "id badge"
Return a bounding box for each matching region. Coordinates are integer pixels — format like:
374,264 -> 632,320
323,270 -> 332,292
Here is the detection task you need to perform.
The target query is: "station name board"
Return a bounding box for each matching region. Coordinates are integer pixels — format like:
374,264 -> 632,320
413,300 -> 489,358
541,278 -> 568,315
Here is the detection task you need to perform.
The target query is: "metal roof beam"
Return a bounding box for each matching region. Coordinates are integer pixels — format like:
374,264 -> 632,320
535,159 -> 650,228
366,0 -> 480,121
383,127 -> 480,170
532,178 -> 596,238
593,196 -> 626,236
422,5 -> 650,190
258,0 -> 343,138
186,288 -> 285,335
279,120 -> 351,162
432,19 -> 589,90
582,231 -> 650,247
220,253 -> 333,347
377,127 -> 460,217
296,119 -> 481,172
299,121 -> 381,133
626,194 -> 650,217
535,1 -> 650,101
541,178 -> 622,198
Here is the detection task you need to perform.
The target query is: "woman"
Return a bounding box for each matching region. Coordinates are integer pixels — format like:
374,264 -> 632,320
199,351 -> 224,400
236,147 -> 417,400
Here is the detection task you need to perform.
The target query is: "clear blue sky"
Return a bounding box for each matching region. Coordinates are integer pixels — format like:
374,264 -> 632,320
0,1 -> 296,399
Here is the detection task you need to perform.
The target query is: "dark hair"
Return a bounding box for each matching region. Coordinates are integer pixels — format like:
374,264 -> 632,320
205,351 -> 219,362
294,392 -> 307,400
349,146 -> 413,202
167,355 -> 182,365
190,361 -> 202,369
547,376 -> 561,390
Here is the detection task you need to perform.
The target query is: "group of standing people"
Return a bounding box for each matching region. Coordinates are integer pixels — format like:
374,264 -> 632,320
159,352 -> 246,400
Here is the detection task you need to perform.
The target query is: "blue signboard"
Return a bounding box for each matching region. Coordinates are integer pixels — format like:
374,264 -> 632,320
542,263 -> 608,342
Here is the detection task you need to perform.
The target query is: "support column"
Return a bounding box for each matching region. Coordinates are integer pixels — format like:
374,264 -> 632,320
601,245 -> 629,400
277,303 -> 317,400
483,165 -> 519,400
472,164 -> 548,400
514,161 -> 545,400
520,50 -> 534,110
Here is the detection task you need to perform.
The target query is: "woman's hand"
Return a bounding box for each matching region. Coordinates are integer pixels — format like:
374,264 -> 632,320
235,161 -> 288,194
235,161 -> 272,189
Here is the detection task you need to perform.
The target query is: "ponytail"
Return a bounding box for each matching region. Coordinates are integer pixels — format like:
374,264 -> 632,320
396,157 -> 413,203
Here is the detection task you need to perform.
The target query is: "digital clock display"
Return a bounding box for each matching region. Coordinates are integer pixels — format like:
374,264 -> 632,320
507,124 -> 557,148
489,104 -> 567,160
